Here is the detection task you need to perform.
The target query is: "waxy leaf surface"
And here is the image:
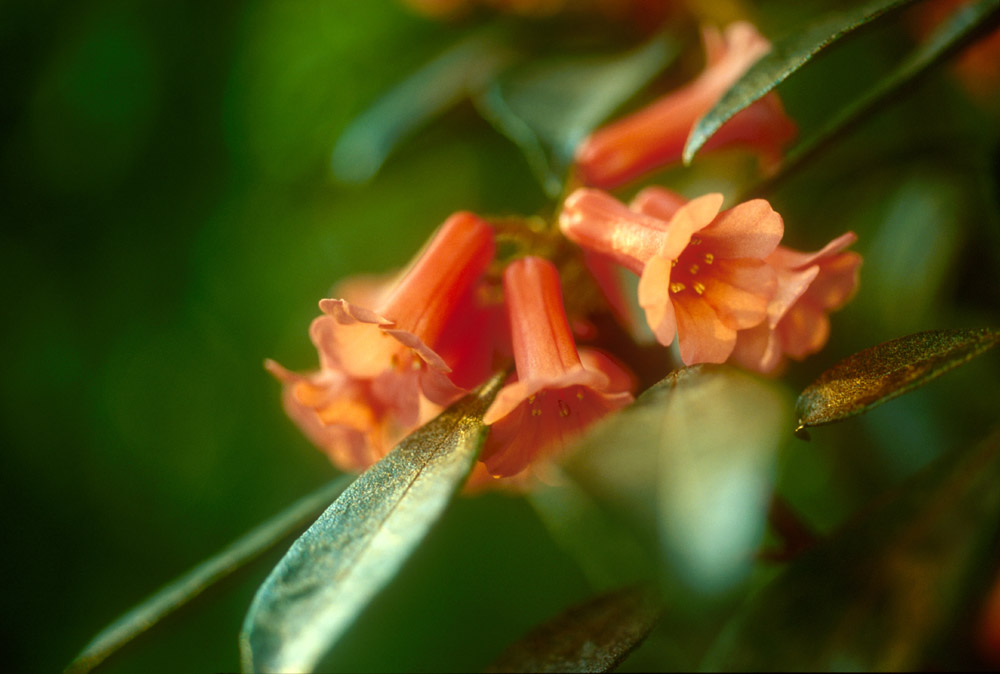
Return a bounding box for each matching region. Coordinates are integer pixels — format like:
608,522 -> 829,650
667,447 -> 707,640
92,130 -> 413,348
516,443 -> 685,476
239,375 -> 503,673
65,475 -> 353,674
704,429 -> 1000,671
566,366 -> 789,594
485,586 -> 662,673
684,0 -> 919,164
796,328 -> 1000,431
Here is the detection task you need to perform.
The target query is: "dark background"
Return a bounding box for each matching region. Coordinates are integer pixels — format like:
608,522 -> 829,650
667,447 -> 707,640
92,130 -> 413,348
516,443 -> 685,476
2,1 -> 998,672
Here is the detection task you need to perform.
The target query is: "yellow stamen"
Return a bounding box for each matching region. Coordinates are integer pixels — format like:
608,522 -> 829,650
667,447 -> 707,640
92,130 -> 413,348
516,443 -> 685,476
528,395 -> 536,404
531,408 -> 542,417
670,282 -> 686,293
576,391 -> 584,400
690,237 -> 702,245
704,253 -> 714,264
689,264 -> 700,275
693,282 -> 705,295
671,259 -> 677,267
558,400 -> 570,417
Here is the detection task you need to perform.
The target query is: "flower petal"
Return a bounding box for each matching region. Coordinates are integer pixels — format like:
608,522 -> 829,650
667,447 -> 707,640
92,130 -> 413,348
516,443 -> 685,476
630,186 -> 688,220
767,231 -> 858,270
802,251 -> 862,310
700,198 -> 783,259
637,254 -> 678,347
657,193 -> 725,260
776,300 -> 831,360
703,258 -> 775,330
674,294 -> 738,364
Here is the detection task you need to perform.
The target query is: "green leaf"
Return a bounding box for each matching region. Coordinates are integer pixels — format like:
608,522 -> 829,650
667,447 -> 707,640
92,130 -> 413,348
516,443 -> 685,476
239,374 -> 504,674
474,33 -> 679,197
704,428 -> 1000,671
64,475 -> 354,674
484,586 -> 662,674
566,366 -> 790,594
330,29 -> 518,184
749,0 -> 1000,198
528,470 -> 654,591
683,0 -> 919,165
796,328 -> 1000,433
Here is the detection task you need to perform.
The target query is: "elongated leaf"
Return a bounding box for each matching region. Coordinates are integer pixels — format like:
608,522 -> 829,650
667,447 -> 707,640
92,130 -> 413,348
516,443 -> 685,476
331,30 -> 517,184
484,586 -> 662,673
683,0 -> 918,164
796,328 -> 1000,432
704,428 -> 1000,671
566,366 -> 790,594
474,33 -> 679,197
240,374 -> 503,673
749,0 -> 1000,198
64,475 -> 353,674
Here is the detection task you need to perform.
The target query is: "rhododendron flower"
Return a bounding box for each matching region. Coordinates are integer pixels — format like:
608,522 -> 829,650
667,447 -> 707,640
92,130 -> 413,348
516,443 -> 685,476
730,232 -> 861,373
269,211 -> 498,470
481,256 -> 634,478
560,186 -> 782,365
574,21 -> 797,188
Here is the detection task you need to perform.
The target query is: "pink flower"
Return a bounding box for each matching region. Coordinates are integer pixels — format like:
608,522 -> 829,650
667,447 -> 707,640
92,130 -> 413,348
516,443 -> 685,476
574,21 -> 797,188
269,211 -> 498,470
730,232 -> 861,373
481,256 -> 634,478
560,186 -> 782,365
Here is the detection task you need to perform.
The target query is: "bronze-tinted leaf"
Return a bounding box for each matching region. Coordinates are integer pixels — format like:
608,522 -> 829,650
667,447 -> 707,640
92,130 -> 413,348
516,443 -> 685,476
796,328 -> 1000,432
485,586 -> 662,673
703,429 -> 1000,671
239,374 -> 503,674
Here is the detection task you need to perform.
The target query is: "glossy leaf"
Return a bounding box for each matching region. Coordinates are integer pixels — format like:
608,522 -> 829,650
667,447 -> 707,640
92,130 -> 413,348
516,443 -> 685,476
566,366 -> 790,594
683,0 -> 918,164
704,429 -> 1000,670
796,328 -> 1000,432
484,586 -> 662,673
749,0 -> 1000,198
64,475 -> 353,674
239,374 -> 503,674
474,33 -> 679,197
330,30 -> 517,184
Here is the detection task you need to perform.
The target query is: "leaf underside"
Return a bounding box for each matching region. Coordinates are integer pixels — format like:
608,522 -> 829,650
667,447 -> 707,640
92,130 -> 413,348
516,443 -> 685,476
239,374 -> 503,674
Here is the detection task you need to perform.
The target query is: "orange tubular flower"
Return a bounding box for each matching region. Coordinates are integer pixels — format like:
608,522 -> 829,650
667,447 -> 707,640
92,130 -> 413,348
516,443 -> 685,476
269,211 -> 497,470
560,186 -> 782,365
481,256 -> 634,478
730,232 -> 861,374
574,22 -> 797,188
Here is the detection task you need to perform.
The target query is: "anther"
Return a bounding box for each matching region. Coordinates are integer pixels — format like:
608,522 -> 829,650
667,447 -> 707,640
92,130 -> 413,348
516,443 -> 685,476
693,282 -> 705,295
558,400 -> 570,417
531,408 -> 542,417
704,253 -> 714,264
689,264 -> 700,275
690,237 -> 702,245
670,282 -> 686,293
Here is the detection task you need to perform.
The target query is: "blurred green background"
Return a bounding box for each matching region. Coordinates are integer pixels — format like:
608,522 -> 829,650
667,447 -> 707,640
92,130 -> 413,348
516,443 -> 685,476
2,1 -> 998,672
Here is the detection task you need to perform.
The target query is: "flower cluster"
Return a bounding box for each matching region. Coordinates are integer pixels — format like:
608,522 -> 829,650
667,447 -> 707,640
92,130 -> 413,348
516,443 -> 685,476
270,17 -> 861,483
560,186 -> 860,372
